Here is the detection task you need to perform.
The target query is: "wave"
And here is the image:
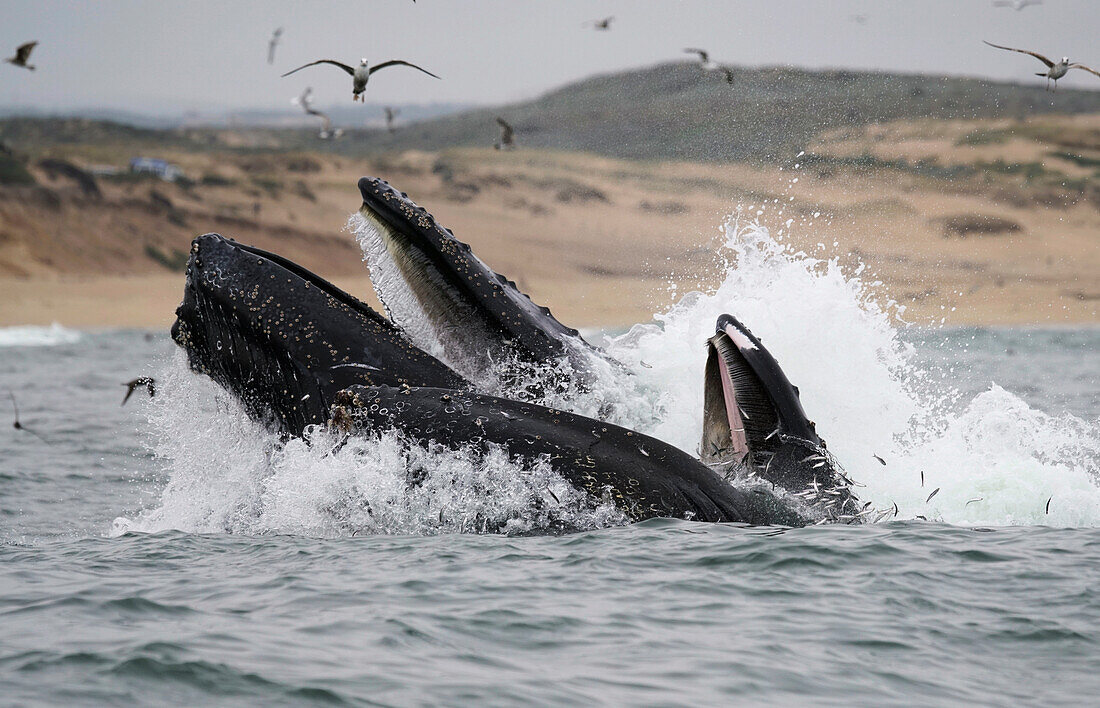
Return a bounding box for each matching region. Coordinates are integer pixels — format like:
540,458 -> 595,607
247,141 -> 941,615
0,323 -> 81,348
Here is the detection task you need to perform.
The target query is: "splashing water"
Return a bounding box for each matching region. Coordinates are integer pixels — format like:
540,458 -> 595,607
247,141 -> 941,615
113,355 -> 626,537
125,211 -> 1099,534
597,216 -> 1100,527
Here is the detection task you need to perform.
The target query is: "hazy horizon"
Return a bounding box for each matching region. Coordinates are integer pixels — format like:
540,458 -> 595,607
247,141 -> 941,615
2,0 -> 1099,118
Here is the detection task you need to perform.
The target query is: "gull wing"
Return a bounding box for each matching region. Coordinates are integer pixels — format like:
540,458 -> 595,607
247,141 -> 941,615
1069,63 -> 1100,78
983,41 -> 1054,68
368,60 -> 440,79
282,59 -> 355,78
15,41 -> 37,63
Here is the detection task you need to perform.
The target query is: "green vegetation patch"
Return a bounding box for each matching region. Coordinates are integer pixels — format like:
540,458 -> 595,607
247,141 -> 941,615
1050,151 -> 1100,169
0,152 -> 36,185
144,244 -> 189,270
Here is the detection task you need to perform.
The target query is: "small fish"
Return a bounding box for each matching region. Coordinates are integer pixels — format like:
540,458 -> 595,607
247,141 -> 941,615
926,487 -> 940,503
765,428 -> 780,442
965,497 -> 983,506
1045,496 -> 1052,514
639,360 -> 653,369
892,502 -> 898,517
916,515 -> 928,521
920,470 -> 925,488
739,407 -> 751,421
546,487 -> 560,503
873,454 -> 886,466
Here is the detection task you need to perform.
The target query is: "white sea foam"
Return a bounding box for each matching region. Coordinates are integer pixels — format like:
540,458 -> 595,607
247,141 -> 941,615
113,353 -> 626,537
127,208 -> 1100,533
0,324 -> 81,347
595,216 -> 1100,527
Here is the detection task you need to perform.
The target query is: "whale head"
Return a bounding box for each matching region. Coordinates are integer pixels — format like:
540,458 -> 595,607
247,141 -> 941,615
701,313 -> 860,520
353,176 -> 591,381
171,232 -> 465,435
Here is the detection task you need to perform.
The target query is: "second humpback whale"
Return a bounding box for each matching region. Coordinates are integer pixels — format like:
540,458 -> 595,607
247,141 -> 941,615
351,177 -> 862,520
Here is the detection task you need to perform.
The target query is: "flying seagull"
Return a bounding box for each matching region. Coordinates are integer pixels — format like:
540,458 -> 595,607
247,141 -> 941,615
4,41 -> 37,70
494,117 -> 515,150
684,48 -> 716,70
992,0 -> 1042,10
292,87 -> 342,139
684,49 -> 734,84
268,27 -> 283,65
587,16 -> 614,31
121,377 -> 156,406
8,391 -> 47,442
384,106 -> 400,133
984,41 -> 1100,91
281,58 -> 440,102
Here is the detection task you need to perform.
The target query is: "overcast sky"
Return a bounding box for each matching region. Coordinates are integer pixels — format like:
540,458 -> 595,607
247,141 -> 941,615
2,0 -> 1099,116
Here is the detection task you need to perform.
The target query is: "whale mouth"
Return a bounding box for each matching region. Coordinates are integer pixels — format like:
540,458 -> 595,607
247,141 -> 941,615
701,314 -> 860,518
171,233 -> 464,435
354,177 -> 583,380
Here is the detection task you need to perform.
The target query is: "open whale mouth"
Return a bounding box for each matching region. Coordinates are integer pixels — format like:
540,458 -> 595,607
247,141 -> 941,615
171,233 -> 464,435
701,314 -> 861,519
354,177 -> 584,379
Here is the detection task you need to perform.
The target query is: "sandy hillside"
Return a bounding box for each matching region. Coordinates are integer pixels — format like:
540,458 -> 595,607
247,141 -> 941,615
1,113 -> 1097,329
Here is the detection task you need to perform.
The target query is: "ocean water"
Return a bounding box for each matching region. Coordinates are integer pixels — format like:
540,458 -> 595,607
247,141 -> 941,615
2,220 -> 1098,705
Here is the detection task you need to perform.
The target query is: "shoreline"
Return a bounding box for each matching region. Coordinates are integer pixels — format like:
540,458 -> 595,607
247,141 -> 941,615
1,272 -> 1096,330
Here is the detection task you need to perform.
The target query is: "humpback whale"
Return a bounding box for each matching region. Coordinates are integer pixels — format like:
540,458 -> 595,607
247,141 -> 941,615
170,232 -> 809,526
701,314 -> 860,520
329,386 -> 809,526
353,176 -> 606,386
171,232 -> 466,435
352,177 -> 861,519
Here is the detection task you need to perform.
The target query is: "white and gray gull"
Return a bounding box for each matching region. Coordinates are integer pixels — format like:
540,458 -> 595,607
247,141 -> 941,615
281,57 -> 440,102
984,41 -> 1100,92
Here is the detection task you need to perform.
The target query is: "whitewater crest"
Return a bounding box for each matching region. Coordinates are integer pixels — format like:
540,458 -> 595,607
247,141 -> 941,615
125,211 -> 1100,535
0,324 -> 81,348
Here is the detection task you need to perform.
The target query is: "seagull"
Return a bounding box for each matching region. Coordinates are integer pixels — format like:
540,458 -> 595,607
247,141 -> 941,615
992,0 -> 1042,10
684,48 -> 734,83
8,391 -> 47,442
984,41 -> 1100,92
384,106 -> 400,133
494,117 -> 515,150
684,48 -> 716,70
121,377 -> 156,405
587,16 -> 614,31
4,41 -> 37,70
281,58 -> 440,102
292,87 -> 342,139
268,27 -> 283,65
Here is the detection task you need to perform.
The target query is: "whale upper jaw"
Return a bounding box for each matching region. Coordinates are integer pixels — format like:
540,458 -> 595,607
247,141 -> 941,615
171,232 -> 465,435
354,176 -> 593,380
701,314 -> 861,521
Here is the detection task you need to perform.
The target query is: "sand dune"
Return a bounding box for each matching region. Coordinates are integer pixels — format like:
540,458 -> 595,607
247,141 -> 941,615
1,114 -> 1097,328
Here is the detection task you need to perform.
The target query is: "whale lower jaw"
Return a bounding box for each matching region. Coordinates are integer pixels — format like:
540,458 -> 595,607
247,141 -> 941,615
351,208 -> 503,384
